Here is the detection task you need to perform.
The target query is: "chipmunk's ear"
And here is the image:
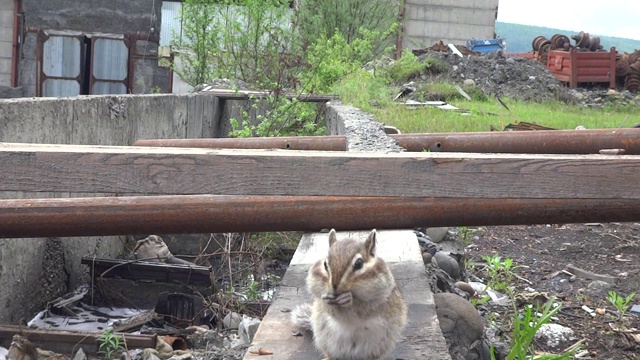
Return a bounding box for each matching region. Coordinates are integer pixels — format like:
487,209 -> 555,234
364,229 -> 377,257
328,229 -> 337,247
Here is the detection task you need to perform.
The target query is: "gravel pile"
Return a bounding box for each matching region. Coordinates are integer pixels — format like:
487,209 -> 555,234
416,50 -> 567,103
414,49 -> 640,106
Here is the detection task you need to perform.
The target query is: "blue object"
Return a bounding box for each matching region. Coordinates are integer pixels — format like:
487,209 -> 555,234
466,38 -> 506,53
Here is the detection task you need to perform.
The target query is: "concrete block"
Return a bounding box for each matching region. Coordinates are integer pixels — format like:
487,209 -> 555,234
0,56 -> 11,74
0,40 -> 13,55
0,9 -> 12,25
0,25 -> 13,42
0,0 -> 13,11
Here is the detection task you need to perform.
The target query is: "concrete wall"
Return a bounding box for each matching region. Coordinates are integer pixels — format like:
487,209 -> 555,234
403,0 -> 499,49
22,0 -> 161,36
18,0 -> 169,97
0,0 -> 13,87
0,92 -> 227,324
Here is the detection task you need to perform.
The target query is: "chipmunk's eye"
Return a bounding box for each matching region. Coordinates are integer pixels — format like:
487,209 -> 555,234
323,260 -> 329,272
353,258 -> 363,271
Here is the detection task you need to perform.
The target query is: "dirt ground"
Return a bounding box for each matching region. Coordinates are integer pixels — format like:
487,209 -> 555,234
468,222 -> 640,359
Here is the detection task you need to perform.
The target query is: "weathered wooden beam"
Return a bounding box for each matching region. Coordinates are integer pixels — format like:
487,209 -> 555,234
0,195 -> 638,238
1,143 -> 639,199
245,230 -> 451,360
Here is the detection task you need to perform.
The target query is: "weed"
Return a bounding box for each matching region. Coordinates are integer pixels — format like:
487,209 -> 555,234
471,295 -> 491,307
607,290 -> 636,320
459,226 -> 484,244
97,329 -> 124,360
496,296 -> 580,360
482,254 -> 517,292
384,50 -> 430,83
244,279 -> 262,301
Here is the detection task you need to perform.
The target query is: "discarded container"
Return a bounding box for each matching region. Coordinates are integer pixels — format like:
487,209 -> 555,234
547,47 -> 617,88
466,38 -> 506,53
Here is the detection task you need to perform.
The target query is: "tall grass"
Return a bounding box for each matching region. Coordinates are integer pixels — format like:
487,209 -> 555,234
333,70 -> 640,133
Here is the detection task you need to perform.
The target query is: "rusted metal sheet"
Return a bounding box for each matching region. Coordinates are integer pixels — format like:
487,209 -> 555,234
0,326 -> 156,353
392,129 -> 640,154
81,257 -> 211,286
0,195 -> 638,238
547,47 -> 617,88
135,129 -> 640,154
133,135 -> 348,151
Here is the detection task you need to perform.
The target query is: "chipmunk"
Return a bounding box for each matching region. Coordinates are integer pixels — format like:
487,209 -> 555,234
291,229 -> 407,360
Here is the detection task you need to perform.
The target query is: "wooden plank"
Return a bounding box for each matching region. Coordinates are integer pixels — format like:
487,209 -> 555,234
1,143 -> 640,199
244,230 -> 451,360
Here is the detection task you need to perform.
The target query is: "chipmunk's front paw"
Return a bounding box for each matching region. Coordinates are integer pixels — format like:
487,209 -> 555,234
321,291 -> 352,306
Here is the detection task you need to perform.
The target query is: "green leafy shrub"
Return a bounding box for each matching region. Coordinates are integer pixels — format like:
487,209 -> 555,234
384,50 -> 430,83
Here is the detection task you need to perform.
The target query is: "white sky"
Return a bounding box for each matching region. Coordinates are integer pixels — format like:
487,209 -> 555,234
497,0 -> 640,41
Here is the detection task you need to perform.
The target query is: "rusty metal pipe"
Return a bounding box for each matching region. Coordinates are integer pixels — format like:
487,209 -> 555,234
134,136 -> 347,151
391,129 -> 640,154
134,129 -> 640,154
0,195 -> 638,238
0,325 -> 156,350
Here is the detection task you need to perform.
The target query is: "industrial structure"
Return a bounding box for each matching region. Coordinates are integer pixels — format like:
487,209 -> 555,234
399,0 -> 499,51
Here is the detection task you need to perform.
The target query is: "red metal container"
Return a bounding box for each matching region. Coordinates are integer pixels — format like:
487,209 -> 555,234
546,47 -> 617,88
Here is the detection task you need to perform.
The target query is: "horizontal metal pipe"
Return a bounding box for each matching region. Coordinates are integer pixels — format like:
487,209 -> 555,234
392,129 -> 640,154
0,195 -> 637,238
134,129 -> 640,154
133,136 -> 347,151
0,325 -> 156,349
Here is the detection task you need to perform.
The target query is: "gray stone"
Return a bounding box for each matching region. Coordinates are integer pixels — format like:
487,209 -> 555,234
426,227 -> 449,243
432,251 -> 460,280
462,79 -> 476,87
239,315 -> 262,344
73,348 -> 87,360
434,293 -> 485,360
223,311 -> 242,330
586,280 -> 613,300
535,323 -> 575,348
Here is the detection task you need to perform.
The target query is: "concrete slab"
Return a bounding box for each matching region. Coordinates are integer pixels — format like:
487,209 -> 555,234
244,230 -> 451,360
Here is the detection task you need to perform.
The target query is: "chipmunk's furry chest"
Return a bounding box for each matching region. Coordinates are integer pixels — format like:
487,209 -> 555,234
311,303 -> 397,359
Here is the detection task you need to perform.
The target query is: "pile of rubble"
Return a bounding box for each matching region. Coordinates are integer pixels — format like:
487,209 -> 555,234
401,46 -> 640,105
412,49 -> 568,103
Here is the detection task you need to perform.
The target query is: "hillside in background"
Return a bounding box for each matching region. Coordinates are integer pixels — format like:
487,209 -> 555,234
496,22 -> 640,54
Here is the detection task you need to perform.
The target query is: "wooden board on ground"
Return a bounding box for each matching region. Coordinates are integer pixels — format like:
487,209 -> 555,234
244,230 -> 451,360
1,143 -> 640,199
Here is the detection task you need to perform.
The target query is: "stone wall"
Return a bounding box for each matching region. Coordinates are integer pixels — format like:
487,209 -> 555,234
0,92 -> 224,323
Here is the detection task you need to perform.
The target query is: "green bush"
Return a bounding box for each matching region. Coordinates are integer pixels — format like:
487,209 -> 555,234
384,50 -> 429,83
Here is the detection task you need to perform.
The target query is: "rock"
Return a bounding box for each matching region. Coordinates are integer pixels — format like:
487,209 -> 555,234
455,281 -> 476,297
422,251 -> 433,264
426,227 -> 449,243
535,323 -> 576,348
586,280 -> 613,300
239,316 -> 261,344
432,251 -> 460,279
223,311 -> 242,329
167,354 -> 194,360
463,79 -> 476,87
434,293 -> 485,360
73,348 -> 87,360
